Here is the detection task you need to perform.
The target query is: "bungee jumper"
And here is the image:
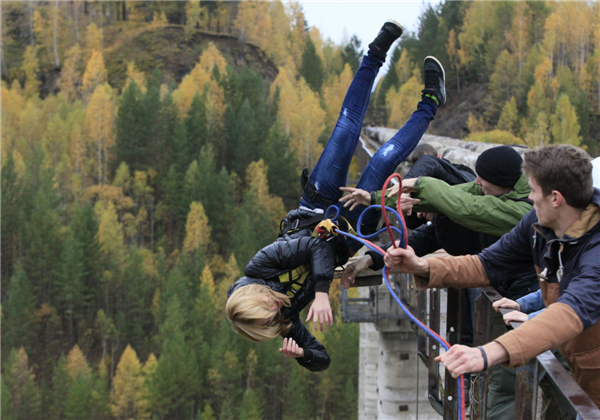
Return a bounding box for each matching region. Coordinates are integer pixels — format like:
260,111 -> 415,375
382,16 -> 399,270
226,19 -> 448,372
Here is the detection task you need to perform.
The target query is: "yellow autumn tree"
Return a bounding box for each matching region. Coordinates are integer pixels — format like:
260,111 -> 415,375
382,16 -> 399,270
266,1 -> 293,66
85,83 -> 115,184
58,43 -> 83,102
467,113 -> 486,134
1,82 -> 26,159
95,200 -> 127,267
322,63 -> 353,128
497,97 -> 519,135
215,253 -> 240,308
124,61 -> 146,94
172,43 -> 227,116
524,112 -> 550,148
66,344 -> 92,380
246,160 -> 285,225
386,69 -> 422,129
111,345 -> 149,420
84,23 -> 103,61
550,93 -> 581,146
21,45 -> 40,98
272,64 -> 325,168
487,50 -> 518,118
81,50 -> 108,99
151,11 -> 168,26
200,265 -> 216,297
183,201 -> 211,254
394,49 -> 417,86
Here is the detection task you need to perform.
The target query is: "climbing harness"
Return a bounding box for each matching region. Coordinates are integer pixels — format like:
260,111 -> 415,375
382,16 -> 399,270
331,173 -> 466,420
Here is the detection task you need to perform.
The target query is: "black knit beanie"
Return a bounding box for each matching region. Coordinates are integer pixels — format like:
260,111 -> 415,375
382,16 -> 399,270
475,146 -> 523,189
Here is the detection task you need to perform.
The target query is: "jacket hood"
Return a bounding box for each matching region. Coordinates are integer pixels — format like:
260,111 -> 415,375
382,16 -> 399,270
227,276 -> 267,299
506,175 -> 531,199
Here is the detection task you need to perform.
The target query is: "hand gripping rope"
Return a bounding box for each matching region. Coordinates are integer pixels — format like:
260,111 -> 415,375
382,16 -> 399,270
328,173 -> 465,420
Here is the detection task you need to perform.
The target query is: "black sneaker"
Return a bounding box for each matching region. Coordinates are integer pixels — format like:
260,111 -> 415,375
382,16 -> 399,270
368,20 -> 404,59
422,56 -> 446,106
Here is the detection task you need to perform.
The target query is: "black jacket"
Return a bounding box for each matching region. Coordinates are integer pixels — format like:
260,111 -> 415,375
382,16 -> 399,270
228,236 -> 336,372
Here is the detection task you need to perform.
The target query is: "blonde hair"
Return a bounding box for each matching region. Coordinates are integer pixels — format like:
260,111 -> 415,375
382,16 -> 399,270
226,284 -> 291,342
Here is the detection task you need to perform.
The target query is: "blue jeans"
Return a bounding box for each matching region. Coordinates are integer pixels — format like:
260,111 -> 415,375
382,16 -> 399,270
300,53 -> 438,231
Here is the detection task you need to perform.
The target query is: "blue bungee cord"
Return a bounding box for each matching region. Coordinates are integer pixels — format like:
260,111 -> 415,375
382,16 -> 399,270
329,173 -> 465,420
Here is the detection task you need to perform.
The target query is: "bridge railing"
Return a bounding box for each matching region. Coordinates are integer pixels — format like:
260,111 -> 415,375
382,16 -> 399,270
339,264 -> 600,419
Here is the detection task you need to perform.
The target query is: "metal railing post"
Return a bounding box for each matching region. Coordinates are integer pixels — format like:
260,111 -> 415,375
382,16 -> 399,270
444,287 -> 461,419
471,293 -> 492,420
514,359 -> 539,420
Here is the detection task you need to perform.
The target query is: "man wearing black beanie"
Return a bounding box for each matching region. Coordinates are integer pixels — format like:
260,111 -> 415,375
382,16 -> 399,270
475,145 -> 524,194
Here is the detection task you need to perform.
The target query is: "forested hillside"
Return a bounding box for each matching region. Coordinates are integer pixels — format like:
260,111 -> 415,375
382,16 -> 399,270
2,2 -> 360,419
2,1 -> 599,419
375,1 -> 600,155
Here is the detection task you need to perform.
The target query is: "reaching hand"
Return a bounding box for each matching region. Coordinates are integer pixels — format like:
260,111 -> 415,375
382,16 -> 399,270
339,187 -> 371,211
384,245 -> 429,276
493,298 -> 521,312
502,310 -> 528,325
435,344 -> 486,378
400,193 -> 420,215
306,292 -> 333,331
341,255 -> 373,289
280,338 -> 304,359
400,178 -> 417,192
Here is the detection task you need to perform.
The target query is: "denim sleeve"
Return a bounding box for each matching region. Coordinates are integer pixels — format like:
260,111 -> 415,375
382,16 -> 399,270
516,289 -> 544,314
528,309 -> 544,320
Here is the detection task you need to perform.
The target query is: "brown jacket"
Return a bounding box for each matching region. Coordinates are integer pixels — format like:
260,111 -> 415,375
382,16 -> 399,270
414,199 -> 600,407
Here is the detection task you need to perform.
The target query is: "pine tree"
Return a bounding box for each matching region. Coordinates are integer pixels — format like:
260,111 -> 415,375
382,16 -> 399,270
149,296 -> 201,419
50,355 -> 70,420
261,120 -> 299,210
56,230 -> 84,347
340,35 -> 362,74
185,92 -> 208,160
237,389 -> 263,420
70,201 -> 102,321
2,262 -> 37,354
299,36 -> 325,92
1,150 -> 23,286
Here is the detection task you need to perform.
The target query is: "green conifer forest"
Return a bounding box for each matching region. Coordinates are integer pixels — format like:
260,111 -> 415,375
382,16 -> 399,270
1,1 -> 599,419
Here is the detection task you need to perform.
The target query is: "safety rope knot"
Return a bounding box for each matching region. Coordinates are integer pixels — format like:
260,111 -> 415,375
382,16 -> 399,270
315,219 -> 338,239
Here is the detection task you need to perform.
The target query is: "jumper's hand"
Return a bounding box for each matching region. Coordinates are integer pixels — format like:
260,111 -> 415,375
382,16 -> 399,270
341,255 -> 373,289
435,345 -> 485,378
280,338 -> 305,359
306,292 -> 333,331
493,298 -> 521,312
339,187 -> 371,211
502,310 -> 528,325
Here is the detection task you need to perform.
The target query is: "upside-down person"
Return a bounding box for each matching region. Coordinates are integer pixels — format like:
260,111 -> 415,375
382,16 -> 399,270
383,145 -> 600,407
227,21 -> 449,371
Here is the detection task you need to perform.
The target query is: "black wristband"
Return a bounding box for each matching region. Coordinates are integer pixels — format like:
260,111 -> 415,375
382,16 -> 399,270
370,191 -> 377,205
478,346 -> 488,371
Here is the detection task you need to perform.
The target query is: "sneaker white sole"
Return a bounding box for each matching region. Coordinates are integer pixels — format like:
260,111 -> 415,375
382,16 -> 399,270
385,19 -> 405,35
424,55 -> 445,84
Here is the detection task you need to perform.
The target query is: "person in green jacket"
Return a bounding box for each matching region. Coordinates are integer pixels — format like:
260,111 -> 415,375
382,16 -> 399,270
341,146 -> 571,420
